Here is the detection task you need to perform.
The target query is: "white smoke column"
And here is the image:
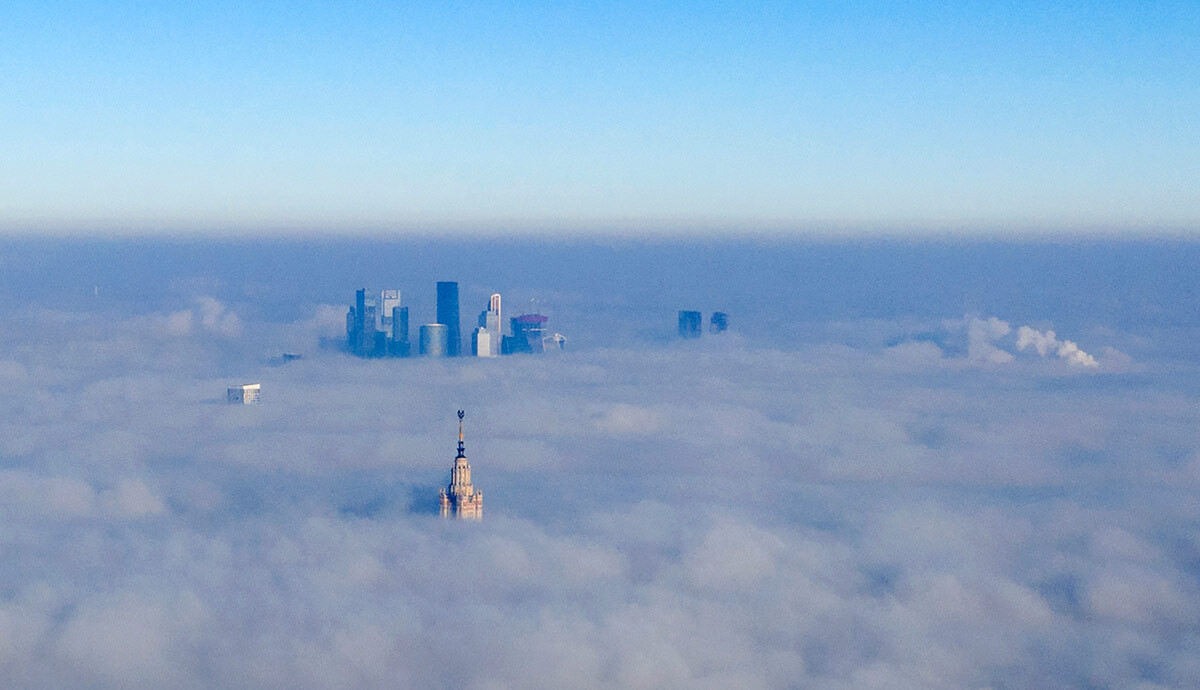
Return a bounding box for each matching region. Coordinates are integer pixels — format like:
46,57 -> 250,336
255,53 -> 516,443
1056,339 -> 1098,367
1016,326 -> 1098,368
1015,326 -> 1055,356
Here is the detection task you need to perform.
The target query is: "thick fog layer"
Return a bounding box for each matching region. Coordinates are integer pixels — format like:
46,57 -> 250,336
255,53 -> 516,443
0,239 -> 1198,688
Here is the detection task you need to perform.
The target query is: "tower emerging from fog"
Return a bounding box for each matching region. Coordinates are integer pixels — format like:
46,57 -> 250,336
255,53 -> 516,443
379,289 -> 401,330
710,311 -> 728,333
439,410 -> 482,519
473,292 -> 502,357
436,281 -> 462,357
678,310 -> 702,339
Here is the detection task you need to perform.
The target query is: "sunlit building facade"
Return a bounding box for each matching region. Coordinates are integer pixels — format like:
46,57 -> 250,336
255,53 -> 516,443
227,383 -> 261,404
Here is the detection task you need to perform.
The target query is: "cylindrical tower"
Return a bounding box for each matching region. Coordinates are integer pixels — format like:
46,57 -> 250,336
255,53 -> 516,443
419,324 -> 449,357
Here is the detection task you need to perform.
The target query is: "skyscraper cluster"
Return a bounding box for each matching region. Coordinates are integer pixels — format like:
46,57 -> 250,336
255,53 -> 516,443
678,310 -> 728,339
344,282 -> 566,358
346,288 -> 412,357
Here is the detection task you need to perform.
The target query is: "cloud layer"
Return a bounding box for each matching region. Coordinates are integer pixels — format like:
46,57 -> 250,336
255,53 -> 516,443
0,251 -> 1196,688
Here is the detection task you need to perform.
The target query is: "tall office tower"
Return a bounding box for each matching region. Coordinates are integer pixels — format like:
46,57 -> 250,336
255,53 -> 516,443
504,314 -> 548,354
474,294 -> 502,356
678,310 -> 702,339
389,306 -> 411,357
379,289 -> 401,330
363,302 -> 379,356
393,305 -> 409,342
353,288 -> 367,355
436,281 -> 462,356
710,311 -> 728,333
438,410 -> 482,520
419,323 -> 449,357
345,308 -> 355,351
472,327 -> 493,357
489,293 -> 501,337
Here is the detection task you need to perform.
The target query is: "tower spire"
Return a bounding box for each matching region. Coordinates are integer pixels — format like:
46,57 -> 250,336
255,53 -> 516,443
457,409 -> 465,457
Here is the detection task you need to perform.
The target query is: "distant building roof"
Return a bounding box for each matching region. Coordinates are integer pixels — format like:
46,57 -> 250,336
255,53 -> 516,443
513,314 -> 548,324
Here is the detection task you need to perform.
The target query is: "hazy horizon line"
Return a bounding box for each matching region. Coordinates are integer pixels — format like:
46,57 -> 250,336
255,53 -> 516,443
2,219 -> 1198,243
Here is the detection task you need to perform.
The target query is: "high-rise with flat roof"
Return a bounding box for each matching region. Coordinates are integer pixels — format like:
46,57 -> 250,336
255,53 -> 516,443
710,311 -> 728,333
678,310 -> 702,339
473,293 -> 502,356
351,288 -> 367,355
472,327 -> 493,357
436,281 -> 461,356
504,314 -> 548,354
390,306 -> 410,356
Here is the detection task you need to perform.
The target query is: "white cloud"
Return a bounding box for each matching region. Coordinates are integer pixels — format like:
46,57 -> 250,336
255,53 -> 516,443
196,296 -> 243,337
156,297 -> 242,338
100,479 -> 166,517
594,403 -> 664,435
965,316 -> 1015,364
54,591 -> 209,687
882,340 -> 944,366
163,309 -> 194,337
0,293 -> 1192,689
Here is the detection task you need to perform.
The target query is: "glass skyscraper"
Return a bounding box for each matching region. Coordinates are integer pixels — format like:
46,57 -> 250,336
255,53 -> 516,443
436,281 -> 462,356
678,310 -> 702,339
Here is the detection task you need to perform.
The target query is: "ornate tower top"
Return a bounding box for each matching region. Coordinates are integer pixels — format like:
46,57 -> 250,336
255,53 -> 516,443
441,409 -> 482,519
457,409 -> 466,458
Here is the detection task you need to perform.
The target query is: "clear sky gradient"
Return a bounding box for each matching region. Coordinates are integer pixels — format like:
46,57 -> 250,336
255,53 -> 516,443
2,0 -> 1197,235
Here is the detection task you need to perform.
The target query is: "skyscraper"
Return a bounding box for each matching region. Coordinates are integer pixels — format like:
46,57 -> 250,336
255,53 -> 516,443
391,305 -> 410,356
489,293 -> 501,343
379,289 -> 401,330
345,289 -> 412,358
472,327 -> 494,357
504,314 -> 548,354
349,289 -> 380,356
438,410 -> 482,520
352,288 -> 366,355
436,281 -> 461,357
710,311 -> 728,333
419,323 -> 449,357
473,293 -> 502,357
678,310 -> 702,338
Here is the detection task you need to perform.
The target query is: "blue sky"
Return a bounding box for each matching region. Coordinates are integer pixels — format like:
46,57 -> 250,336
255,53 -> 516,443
2,1 -> 1198,234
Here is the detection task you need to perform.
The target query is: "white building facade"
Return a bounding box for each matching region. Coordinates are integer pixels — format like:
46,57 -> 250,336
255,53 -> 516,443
227,383 -> 261,404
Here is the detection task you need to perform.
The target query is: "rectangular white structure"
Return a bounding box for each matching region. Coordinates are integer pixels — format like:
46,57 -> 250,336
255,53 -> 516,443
227,383 -> 261,404
472,327 -> 494,357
